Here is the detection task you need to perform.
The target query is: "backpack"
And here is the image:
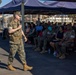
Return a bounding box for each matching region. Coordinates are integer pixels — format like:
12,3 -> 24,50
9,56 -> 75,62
2,28 -> 9,40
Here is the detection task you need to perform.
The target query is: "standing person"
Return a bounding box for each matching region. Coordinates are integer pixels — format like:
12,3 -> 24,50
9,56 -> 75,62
7,11 -> 33,71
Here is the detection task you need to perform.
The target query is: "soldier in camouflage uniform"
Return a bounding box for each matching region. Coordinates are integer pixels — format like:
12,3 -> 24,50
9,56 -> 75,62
7,11 -> 33,71
58,24 -> 75,59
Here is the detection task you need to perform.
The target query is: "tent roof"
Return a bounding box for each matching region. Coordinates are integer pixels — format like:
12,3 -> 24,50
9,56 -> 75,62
0,0 -> 76,14
0,0 -> 46,14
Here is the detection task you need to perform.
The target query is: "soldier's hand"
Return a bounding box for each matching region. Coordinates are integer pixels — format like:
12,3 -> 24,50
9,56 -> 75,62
24,37 -> 28,42
18,25 -> 22,29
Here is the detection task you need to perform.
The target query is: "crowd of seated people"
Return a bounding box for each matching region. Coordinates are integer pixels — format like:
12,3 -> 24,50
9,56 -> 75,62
25,21 -> 76,59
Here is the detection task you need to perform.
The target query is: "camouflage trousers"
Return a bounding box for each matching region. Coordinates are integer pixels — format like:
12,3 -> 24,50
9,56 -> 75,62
34,37 -> 50,50
55,42 -> 74,54
34,37 -> 41,48
8,41 -> 27,65
42,38 -> 51,50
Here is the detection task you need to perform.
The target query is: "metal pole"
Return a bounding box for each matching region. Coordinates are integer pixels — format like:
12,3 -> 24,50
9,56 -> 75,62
30,14 -> 32,22
61,14 -> 64,25
0,0 -> 2,29
2,13 -> 4,29
21,1 -> 25,32
21,1 -> 25,44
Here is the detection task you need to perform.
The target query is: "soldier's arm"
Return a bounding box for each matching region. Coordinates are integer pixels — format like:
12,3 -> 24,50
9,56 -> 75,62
21,30 -> 27,42
8,25 -> 22,34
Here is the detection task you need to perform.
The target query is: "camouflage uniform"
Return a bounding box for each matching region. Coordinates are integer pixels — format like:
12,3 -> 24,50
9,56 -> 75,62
34,36 -> 41,48
60,30 -> 75,54
42,28 -> 57,51
61,30 -> 75,54
8,19 -> 26,65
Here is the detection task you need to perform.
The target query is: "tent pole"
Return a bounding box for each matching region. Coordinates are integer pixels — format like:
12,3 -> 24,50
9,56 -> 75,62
30,14 -> 32,22
61,14 -> 64,25
2,13 -> 4,29
21,1 -> 25,44
21,1 -> 24,32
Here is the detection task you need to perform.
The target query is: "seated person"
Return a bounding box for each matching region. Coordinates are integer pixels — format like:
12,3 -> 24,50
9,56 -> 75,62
40,26 -> 54,53
34,30 -> 43,51
26,23 -> 36,44
50,26 -> 64,57
57,24 -> 75,59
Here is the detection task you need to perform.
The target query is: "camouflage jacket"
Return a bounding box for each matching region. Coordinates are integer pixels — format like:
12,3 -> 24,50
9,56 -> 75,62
8,19 -> 22,44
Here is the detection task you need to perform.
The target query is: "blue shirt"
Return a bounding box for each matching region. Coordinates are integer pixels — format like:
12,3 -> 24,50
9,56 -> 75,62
36,25 -> 43,31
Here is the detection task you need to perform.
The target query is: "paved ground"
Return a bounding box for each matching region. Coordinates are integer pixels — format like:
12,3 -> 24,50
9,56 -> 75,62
0,35 -> 76,75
